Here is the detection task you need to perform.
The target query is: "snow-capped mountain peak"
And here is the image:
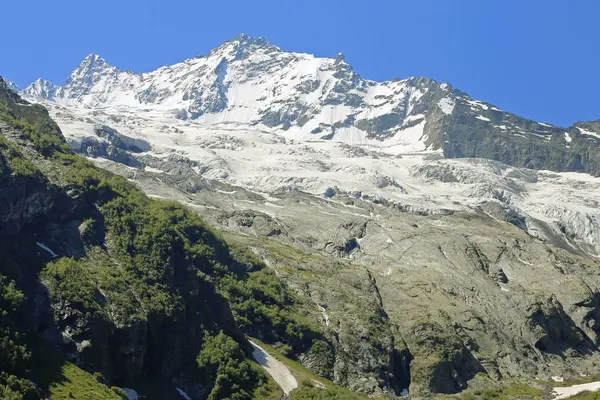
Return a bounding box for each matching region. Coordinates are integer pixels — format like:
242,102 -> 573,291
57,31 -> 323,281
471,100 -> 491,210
24,33 -> 583,160
209,33 -> 282,61
22,78 -> 61,100
23,35 -> 449,150
68,54 -> 112,79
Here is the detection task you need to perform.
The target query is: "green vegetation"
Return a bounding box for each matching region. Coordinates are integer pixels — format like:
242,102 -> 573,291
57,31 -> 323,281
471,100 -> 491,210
445,382 -> 543,399
197,331 -> 266,400
0,82 -> 306,399
0,82 -> 374,399
0,132 -> 41,178
0,273 -> 39,400
249,338 -> 373,400
290,380 -> 368,400
43,363 -> 125,400
0,89 -> 69,156
218,245 -> 320,357
564,391 -> 600,399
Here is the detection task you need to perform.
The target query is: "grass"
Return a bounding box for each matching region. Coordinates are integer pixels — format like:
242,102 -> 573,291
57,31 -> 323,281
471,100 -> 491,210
563,391 -> 600,399
43,362 -> 125,400
443,382 -> 544,400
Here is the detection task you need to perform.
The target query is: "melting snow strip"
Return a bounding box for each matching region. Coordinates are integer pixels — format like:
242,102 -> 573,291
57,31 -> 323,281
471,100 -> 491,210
36,242 -> 58,258
553,381 -> 600,399
176,387 -> 192,400
249,340 -> 298,394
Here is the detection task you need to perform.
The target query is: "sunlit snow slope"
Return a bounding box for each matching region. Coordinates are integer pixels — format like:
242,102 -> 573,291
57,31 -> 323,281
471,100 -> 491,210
19,34 -> 600,259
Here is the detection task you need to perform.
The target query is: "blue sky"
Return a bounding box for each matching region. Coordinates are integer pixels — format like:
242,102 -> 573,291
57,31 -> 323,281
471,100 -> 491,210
2,0 -> 598,126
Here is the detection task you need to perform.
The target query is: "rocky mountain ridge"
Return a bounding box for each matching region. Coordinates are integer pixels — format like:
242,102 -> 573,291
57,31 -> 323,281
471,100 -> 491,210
21,34 -> 600,176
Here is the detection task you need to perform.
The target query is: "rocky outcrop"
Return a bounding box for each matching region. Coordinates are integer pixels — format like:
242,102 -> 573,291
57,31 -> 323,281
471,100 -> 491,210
67,124 -> 150,167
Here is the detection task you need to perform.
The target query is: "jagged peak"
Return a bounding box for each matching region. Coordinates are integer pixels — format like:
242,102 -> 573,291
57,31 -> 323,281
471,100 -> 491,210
31,77 -> 56,86
210,33 -> 281,59
64,53 -> 116,86
69,54 -> 113,77
0,77 -> 20,93
81,53 -> 108,66
22,77 -> 61,99
24,77 -> 58,92
334,52 -> 345,62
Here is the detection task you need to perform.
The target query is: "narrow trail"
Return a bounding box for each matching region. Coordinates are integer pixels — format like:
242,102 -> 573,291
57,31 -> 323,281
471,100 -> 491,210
249,340 -> 298,394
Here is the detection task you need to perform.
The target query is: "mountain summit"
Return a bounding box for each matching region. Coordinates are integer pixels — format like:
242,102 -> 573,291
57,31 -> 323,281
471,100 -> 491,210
22,34 -> 600,176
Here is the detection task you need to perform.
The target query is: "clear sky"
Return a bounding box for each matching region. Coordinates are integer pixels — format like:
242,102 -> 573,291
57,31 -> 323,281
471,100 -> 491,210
2,0 -> 598,127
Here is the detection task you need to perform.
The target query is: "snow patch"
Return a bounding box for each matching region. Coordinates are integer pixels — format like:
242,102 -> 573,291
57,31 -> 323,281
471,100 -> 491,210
144,166 -> 164,174
438,97 -> 455,115
250,340 -> 298,394
37,242 -> 58,258
466,99 -> 489,110
579,127 -> 600,139
475,115 -> 491,122
176,387 -> 192,400
554,381 -> 600,399
121,388 -> 139,400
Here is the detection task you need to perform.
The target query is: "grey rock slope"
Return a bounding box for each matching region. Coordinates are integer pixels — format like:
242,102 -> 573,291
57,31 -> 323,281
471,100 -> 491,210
95,157 -> 600,398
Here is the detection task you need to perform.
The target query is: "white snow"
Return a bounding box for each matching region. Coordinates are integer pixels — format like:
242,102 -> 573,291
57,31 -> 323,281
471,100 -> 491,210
18,38 -> 600,263
553,381 -> 600,399
564,132 -> 572,143
438,97 -> 455,115
250,340 -> 298,394
144,166 -> 164,174
466,99 -> 489,110
121,388 -> 139,400
36,242 -> 58,258
475,115 -> 491,122
38,98 -> 600,259
175,387 -> 192,400
552,376 -> 565,382
579,127 -> 600,139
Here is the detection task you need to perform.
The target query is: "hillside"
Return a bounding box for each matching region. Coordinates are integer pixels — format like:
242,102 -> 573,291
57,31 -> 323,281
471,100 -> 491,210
0,77 -> 327,400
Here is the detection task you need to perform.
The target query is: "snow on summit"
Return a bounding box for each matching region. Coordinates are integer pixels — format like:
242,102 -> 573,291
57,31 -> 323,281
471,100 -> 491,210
20,34 -> 600,261
22,34 -> 457,150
